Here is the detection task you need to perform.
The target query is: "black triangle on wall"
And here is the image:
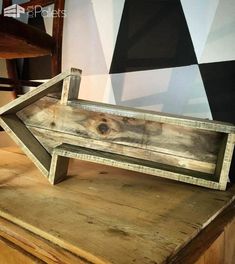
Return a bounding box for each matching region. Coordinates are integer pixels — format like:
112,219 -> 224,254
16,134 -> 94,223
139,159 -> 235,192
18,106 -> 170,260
199,60 -> 235,124
199,60 -> 235,183
110,0 -> 197,74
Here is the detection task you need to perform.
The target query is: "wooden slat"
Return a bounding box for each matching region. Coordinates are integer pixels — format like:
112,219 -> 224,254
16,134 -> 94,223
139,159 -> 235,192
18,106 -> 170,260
0,217 -> 88,263
74,99 -> 235,134
6,59 -> 19,97
61,71 -> 81,105
49,144 -> 221,189
51,0 -> 65,76
0,149 -> 235,264
0,115 -> 51,176
49,153 -> 69,184
0,237 -> 41,264
0,16 -> 55,59
29,126 -> 218,176
18,97 -> 223,174
215,134 -> 235,190
0,68 -> 80,114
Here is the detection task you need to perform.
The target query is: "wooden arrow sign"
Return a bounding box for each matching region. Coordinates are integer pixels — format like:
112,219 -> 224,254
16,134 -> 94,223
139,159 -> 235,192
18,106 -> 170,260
0,68 -> 235,190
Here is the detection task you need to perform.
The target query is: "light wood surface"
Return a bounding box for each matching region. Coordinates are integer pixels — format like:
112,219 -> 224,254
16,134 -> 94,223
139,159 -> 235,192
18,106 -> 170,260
0,237 -> 41,264
0,217 -> 87,263
0,147 -> 235,264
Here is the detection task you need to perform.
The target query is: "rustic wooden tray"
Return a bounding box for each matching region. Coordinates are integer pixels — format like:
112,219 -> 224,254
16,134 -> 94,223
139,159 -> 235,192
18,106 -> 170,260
0,68 -> 234,190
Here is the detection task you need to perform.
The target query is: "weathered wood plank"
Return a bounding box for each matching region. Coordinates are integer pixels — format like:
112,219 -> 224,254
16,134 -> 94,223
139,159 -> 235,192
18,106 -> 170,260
49,154 -> 69,184
27,124 -> 217,175
0,237 -> 41,264
74,99 -> 235,134
0,115 -> 51,176
18,97 -> 223,174
0,217 -> 88,264
0,149 -> 235,264
50,144 -> 221,189
215,134 -> 235,190
61,71 -> 81,105
0,68 -> 81,115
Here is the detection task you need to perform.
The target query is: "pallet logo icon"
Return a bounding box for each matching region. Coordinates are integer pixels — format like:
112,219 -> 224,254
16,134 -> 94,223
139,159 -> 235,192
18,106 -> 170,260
4,4 -> 25,18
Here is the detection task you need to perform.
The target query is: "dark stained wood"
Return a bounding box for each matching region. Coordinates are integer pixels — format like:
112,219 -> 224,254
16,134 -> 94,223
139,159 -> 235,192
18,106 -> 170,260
204,233 -> 225,264
2,0 -> 12,9
0,16 -> 55,59
6,59 -> 20,97
224,219 -> 235,264
0,77 -> 43,87
0,86 -> 15,91
0,0 -> 64,92
51,0 -> 65,76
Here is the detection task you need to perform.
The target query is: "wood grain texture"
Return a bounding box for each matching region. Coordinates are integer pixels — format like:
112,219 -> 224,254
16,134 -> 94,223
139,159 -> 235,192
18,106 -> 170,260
168,198 -> 235,264
0,68 -> 80,115
71,99 -> 235,134
0,148 -> 235,264
224,219 -> 235,264
49,153 -> 69,184
18,97 -> 223,173
216,134 -> 235,190
0,16 -> 55,59
50,144 -> 221,189
0,217 -> 88,263
204,232 -> 225,264
61,71 -> 81,105
0,237 -> 42,264
194,255 -> 204,264
27,125 -> 217,176
51,0 -> 65,76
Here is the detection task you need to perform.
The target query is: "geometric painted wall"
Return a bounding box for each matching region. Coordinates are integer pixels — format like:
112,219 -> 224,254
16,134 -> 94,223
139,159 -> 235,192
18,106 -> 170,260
0,0 -> 234,123
62,0 -> 235,123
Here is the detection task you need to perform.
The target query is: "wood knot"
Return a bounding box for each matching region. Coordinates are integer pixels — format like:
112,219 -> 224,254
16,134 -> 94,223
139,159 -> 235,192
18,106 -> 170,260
97,123 -> 110,135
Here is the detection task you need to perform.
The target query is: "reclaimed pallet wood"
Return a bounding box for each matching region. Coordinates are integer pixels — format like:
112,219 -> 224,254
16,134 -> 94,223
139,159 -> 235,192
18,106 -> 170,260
0,68 -> 235,190
1,148 -> 235,264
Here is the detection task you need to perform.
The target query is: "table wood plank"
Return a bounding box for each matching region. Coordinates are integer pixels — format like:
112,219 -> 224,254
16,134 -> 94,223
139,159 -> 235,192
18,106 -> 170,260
0,148 -> 234,264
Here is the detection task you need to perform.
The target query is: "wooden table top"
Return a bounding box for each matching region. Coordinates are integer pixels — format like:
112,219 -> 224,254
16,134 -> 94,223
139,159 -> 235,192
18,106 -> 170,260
0,147 -> 234,264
